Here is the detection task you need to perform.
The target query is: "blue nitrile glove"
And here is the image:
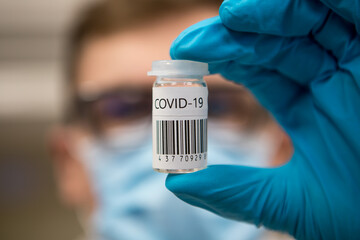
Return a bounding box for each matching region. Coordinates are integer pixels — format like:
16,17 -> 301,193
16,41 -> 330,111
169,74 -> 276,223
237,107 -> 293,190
166,0 -> 360,239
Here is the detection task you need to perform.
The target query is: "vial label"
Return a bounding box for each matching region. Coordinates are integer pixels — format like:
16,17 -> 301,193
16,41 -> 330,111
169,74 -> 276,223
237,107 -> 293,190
152,87 -> 208,170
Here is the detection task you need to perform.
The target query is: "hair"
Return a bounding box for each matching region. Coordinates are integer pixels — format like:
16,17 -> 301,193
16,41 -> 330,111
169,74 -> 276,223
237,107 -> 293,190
64,0 -> 271,132
64,0 -> 222,123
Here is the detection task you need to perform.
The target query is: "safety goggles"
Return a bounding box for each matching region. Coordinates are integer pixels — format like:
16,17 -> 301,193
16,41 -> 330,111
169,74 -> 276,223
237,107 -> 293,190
75,86 -> 265,134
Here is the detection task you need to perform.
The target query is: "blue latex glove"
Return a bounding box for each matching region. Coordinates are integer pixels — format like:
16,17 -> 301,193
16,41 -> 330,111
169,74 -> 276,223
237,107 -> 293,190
166,0 -> 360,239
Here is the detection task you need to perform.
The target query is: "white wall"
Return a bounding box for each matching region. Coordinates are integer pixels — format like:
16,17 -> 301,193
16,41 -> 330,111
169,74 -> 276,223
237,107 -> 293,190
0,0 -> 95,121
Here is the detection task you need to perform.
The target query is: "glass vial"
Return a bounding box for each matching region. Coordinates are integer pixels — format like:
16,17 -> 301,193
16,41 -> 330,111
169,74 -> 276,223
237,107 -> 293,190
148,60 -> 208,173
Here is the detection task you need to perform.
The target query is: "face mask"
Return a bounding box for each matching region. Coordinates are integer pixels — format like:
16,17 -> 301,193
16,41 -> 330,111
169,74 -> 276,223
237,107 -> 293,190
77,134 -> 165,240
98,118 -> 152,152
74,122 -> 269,240
208,120 -> 281,167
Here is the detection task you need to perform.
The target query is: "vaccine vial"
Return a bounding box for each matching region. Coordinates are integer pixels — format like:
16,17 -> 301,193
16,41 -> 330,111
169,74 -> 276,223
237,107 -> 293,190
148,60 -> 208,173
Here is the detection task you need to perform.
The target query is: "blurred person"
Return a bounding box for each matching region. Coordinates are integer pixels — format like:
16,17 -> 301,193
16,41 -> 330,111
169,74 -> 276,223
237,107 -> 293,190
49,0 -> 292,239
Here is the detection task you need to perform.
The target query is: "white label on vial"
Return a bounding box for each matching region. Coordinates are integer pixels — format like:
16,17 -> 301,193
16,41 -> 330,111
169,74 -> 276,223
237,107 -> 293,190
152,87 -> 208,170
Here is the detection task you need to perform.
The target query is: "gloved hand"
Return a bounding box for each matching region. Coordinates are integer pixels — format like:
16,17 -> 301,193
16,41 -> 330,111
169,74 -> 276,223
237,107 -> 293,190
166,0 -> 360,239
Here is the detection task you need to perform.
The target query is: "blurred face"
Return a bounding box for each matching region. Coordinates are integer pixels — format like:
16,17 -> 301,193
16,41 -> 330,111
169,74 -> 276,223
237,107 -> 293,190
51,6 -> 292,217
74,7 -> 247,135
75,7 -> 228,134
54,7 -> 222,214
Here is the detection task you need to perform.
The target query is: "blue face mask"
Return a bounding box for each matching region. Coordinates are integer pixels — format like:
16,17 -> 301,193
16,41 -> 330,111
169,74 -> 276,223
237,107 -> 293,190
76,122 -> 268,240
208,120 -> 280,167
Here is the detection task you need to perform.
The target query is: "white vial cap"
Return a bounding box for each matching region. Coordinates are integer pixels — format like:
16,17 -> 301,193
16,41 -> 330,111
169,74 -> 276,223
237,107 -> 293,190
148,60 -> 209,77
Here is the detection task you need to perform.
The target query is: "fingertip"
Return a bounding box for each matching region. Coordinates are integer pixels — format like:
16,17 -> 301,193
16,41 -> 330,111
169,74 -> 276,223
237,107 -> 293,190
169,16 -> 226,62
165,166 -> 213,193
165,173 -> 189,193
169,28 -> 189,60
168,27 -> 194,61
165,173 -> 176,190
169,39 -> 179,60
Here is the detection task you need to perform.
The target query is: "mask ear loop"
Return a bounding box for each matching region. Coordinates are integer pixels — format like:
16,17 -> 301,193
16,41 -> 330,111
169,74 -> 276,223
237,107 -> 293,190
62,129 -> 101,240
60,126 -> 90,165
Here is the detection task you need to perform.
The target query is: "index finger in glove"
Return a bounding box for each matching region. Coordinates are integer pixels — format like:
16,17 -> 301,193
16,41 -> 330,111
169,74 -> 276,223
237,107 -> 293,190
219,0 -> 328,36
170,16 -> 336,86
218,0 -> 360,63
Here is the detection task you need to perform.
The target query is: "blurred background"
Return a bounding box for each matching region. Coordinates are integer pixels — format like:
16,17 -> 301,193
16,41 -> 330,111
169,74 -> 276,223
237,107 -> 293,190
0,0 -> 293,239
0,0 -> 92,239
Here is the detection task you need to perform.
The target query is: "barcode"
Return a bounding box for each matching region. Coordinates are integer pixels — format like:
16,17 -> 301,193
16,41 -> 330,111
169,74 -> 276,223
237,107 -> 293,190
156,119 -> 207,155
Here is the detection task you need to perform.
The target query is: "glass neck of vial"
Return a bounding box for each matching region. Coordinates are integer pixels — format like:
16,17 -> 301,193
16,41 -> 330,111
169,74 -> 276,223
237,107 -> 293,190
154,76 -> 206,88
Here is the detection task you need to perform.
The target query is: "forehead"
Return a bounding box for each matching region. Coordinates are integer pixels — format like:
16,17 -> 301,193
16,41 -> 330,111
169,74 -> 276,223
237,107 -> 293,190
76,8 -> 220,96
